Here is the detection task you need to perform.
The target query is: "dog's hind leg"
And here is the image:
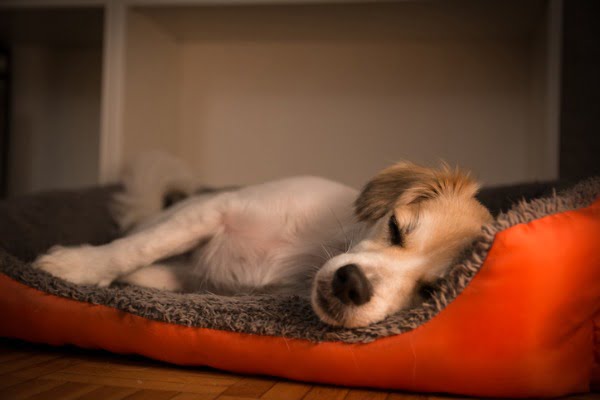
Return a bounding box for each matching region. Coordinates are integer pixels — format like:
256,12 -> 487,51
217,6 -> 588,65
33,194 -> 226,287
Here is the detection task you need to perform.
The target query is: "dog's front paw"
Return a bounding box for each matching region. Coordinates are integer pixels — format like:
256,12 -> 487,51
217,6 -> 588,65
33,245 -> 115,287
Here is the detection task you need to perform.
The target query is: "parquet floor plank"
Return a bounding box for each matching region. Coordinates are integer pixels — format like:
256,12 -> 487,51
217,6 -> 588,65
76,385 -> 138,400
9,357 -> 82,379
170,392 -> 220,400
26,381 -> 100,400
260,381 -> 312,400
0,374 -> 28,390
304,386 -> 350,400
220,377 -> 276,398
0,377 -> 66,400
122,388 -> 180,400
0,353 -> 62,375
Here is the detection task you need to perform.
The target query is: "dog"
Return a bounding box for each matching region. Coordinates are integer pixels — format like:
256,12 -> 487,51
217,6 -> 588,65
34,154 -> 492,328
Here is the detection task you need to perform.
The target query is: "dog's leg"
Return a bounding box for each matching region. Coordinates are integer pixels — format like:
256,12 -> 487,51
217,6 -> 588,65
33,195 -> 225,287
118,262 -> 191,291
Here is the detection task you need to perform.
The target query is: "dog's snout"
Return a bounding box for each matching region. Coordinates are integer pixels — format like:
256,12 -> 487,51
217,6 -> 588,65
331,264 -> 372,306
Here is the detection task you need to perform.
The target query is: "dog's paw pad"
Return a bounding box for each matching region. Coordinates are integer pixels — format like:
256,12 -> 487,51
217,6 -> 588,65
33,245 -> 114,287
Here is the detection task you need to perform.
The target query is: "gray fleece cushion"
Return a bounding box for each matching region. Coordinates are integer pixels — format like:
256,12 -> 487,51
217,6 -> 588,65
0,178 -> 598,343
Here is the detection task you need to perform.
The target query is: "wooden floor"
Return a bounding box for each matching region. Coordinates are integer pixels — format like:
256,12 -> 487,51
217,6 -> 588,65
0,339 -> 596,400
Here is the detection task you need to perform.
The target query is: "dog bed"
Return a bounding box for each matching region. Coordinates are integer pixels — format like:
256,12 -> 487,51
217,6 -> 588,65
0,178 -> 599,398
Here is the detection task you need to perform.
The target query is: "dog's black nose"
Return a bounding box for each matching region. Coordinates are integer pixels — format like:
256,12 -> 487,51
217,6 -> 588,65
331,264 -> 372,306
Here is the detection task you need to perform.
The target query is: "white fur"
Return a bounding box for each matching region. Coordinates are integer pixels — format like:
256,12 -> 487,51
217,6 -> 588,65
112,151 -> 199,231
34,154 -> 490,327
37,155 -> 360,295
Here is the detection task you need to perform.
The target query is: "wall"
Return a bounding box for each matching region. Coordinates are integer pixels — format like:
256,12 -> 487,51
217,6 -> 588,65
122,2 -> 554,188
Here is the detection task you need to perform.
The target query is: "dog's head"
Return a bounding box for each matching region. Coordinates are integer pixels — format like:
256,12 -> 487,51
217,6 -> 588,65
311,162 -> 492,327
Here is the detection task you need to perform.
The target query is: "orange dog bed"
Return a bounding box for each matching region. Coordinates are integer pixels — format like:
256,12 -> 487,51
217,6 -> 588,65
0,179 -> 599,398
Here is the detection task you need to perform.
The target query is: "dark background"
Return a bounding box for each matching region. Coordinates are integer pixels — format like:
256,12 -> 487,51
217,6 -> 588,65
559,0 -> 600,180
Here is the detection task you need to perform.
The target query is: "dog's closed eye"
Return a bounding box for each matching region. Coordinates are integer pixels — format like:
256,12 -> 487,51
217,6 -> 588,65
388,215 -> 404,247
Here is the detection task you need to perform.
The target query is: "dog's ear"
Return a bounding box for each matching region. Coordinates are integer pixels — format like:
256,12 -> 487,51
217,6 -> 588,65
354,161 -> 479,222
355,162 -> 426,222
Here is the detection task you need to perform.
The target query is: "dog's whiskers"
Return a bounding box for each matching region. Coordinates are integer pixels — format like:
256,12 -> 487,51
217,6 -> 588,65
320,244 -> 333,260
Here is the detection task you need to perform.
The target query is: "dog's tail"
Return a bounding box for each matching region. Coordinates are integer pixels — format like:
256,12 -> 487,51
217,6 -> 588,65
111,151 -> 197,232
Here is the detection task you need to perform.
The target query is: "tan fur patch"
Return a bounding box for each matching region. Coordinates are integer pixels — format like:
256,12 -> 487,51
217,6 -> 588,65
355,162 -> 480,222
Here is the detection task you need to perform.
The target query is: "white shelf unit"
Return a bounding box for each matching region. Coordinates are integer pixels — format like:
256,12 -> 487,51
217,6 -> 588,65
1,0 -> 563,194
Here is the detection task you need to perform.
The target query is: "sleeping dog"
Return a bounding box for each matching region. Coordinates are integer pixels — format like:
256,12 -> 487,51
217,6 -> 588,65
34,154 -> 492,328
